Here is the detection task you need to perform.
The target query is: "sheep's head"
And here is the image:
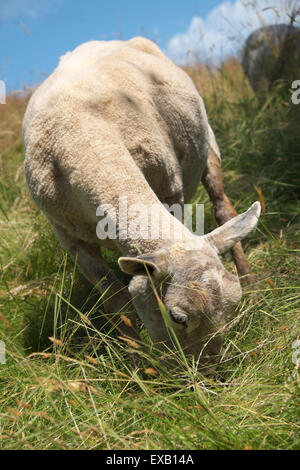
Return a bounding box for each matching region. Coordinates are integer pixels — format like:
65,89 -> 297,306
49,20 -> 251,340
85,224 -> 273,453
119,202 -> 261,372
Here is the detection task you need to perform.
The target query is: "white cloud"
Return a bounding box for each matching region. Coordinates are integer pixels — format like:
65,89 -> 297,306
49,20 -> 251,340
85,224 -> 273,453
165,0 -> 297,64
0,0 -> 61,22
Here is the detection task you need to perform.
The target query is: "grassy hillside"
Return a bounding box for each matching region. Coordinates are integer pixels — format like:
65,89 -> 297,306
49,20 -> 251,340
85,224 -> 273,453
0,61 -> 299,450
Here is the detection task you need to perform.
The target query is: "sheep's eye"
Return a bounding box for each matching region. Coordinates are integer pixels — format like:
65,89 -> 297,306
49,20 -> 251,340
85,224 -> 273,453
167,308 -> 188,327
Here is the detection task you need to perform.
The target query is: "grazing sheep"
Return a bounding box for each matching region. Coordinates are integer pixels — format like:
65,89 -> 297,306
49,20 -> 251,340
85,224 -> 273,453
23,38 -> 260,371
242,23 -> 300,93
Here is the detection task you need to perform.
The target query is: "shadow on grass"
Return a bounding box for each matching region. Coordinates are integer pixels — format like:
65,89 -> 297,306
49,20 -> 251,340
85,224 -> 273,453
22,260 -> 129,356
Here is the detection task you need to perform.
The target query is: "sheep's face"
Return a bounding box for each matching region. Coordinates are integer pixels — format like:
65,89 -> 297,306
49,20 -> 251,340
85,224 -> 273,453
119,202 -> 260,371
120,241 -> 241,371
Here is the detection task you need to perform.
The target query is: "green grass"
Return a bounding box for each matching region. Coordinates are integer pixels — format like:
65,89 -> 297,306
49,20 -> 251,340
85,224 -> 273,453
0,63 -> 299,450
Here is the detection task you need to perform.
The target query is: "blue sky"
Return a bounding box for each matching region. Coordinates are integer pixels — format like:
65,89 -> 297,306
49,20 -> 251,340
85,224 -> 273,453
0,0 -> 295,91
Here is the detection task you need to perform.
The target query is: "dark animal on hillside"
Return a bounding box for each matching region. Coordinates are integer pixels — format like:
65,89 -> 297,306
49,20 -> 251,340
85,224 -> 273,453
242,24 -> 300,92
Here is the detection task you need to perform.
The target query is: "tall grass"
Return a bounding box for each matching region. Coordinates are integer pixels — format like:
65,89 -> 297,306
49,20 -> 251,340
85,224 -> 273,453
0,59 -> 299,449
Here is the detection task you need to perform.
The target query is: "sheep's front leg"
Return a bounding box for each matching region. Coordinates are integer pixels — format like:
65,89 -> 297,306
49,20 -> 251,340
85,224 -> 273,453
202,150 -> 254,281
53,225 -> 140,342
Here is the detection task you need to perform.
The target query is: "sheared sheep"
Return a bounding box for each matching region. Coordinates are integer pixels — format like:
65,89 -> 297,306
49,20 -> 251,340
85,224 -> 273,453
23,37 -> 260,371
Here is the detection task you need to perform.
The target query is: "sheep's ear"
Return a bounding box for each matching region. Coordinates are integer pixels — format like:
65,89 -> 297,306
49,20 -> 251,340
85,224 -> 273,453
206,202 -> 261,254
118,250 -> 168,278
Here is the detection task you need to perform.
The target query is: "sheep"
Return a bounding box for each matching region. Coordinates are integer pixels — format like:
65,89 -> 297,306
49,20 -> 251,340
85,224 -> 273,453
23,37 -> 261,372
242,23 -> 300,93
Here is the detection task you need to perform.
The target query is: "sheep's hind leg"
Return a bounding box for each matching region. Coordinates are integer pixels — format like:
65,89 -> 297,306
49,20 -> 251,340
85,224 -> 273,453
201,150 -> 254,281
52,225 -> 140,343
